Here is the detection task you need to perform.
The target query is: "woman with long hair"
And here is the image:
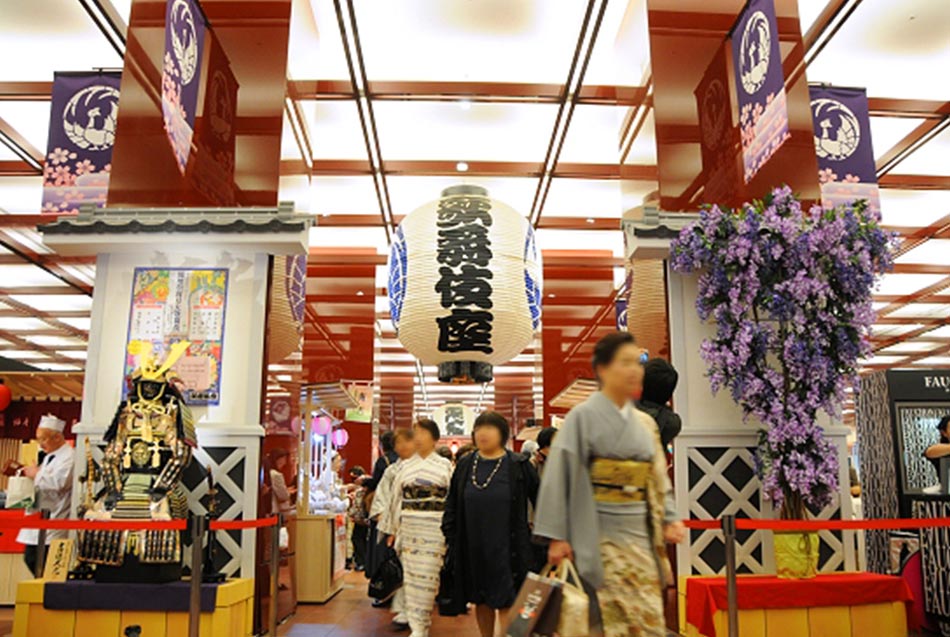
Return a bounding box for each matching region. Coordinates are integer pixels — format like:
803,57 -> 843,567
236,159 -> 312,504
379,420 -> 453,637
534,331 -> 685,637
442,412 -> 538,637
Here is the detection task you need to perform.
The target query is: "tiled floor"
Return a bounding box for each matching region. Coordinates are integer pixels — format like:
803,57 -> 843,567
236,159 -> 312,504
281,572 -> 483,637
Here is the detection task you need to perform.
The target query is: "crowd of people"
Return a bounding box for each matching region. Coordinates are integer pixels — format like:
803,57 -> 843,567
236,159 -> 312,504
354,331 -> 684,637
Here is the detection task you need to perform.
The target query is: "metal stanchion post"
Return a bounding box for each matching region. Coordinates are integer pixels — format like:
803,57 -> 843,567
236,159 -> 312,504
188,514 -> 206,637
269,514 -> 282,637
34,510 -> 50,579
722,515 -> 739,637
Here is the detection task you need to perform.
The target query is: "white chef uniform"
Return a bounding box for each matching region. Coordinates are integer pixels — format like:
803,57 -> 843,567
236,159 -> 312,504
16,415 -> 74,546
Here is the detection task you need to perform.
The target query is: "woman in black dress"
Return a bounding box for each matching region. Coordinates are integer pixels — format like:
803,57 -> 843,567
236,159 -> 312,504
442,412 -> 539,637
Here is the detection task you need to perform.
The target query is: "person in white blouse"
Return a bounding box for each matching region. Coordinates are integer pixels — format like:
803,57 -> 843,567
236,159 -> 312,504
16,414 -> 74,574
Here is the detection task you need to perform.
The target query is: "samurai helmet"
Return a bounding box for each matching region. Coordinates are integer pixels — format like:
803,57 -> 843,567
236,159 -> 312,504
128,340 -> 190,383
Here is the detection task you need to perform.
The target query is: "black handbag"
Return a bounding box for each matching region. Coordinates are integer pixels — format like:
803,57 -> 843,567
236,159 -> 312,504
436,545 -> 466,616
368,550 -> 402,602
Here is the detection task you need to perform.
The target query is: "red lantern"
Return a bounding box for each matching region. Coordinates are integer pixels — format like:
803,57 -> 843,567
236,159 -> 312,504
332,428 -> 349,447
0,383 -> 11,412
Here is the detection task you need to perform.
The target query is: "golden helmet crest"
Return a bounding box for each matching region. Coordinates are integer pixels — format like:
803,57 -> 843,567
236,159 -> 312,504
128,340 -> 191,382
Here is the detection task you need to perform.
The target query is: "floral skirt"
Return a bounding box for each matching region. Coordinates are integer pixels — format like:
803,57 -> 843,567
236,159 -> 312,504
598,540 -> 665,637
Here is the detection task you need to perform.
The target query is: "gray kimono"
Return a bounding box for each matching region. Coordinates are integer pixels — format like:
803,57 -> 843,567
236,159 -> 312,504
534,391 -> 676,588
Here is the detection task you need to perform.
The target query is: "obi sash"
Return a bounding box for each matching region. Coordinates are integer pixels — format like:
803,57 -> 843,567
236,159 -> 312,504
401,485 -> 447,511
590,458 -> 651,503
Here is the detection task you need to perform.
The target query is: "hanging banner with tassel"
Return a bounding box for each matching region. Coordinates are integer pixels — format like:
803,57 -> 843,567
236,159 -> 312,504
731,0 -> 790,183
41,71 -> 121,213
161,0 -> 207,174
809,85 -> 880,216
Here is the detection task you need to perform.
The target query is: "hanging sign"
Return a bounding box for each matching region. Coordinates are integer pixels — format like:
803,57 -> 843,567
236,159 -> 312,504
41,72 -> 121,213
731,0 -> 790,183
190,31 -> 239,205
125,268 -> 229,405
162,0 -> 207,173
809,85 -> 880,216
695,42 -> 741,204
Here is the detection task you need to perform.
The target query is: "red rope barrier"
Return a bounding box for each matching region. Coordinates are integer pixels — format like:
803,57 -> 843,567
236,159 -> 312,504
0,516 -> 279,532
683,517 -> 950,532
210,516 -> 279,531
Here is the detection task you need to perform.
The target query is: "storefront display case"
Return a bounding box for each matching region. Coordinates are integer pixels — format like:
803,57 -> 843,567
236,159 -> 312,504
294,383 -> 358,603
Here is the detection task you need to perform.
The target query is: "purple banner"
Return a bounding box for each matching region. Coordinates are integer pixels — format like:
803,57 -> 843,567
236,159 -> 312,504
616,298 -> 628,331
810,85 -> 880,216
162,0 -> 206,174
190,32 -> 239,205
695,42 -> 741,205
41,72 -> 121,213
731,0 -> 790,183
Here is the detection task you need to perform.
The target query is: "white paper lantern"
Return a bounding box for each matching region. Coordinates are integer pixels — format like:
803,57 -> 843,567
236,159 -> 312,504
389,185 -> 542,383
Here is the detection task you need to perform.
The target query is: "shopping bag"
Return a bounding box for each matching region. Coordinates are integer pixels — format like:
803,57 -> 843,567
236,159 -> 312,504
436,546 -> 466,616
505,570 -> 563,637
368,551 -> 403,602
6,475 -> 34,509
551,560 -> 590,637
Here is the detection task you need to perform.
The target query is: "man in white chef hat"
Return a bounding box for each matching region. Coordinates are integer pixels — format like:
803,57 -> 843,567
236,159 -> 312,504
16,414 -> 74,574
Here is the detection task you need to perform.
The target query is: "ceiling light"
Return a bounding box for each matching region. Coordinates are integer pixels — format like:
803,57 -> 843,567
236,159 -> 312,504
356,290 -> 365,296
456,162 -> 469,172
548,293 -> 556,298
586,218 -> 595,224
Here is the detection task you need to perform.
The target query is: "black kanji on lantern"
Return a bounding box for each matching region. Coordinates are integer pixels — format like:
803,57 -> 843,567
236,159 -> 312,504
434,186 -> 495,354
435,265 -> 493,308
436,309 -> 494,354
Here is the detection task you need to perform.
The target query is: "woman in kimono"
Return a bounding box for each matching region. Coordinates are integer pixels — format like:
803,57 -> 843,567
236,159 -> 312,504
379,420 -> 453,637
534,331 -> 686,637
369,428 -> 416,630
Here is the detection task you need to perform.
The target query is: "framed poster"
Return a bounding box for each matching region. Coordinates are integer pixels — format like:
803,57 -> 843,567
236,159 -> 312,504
125,268 -> 229,405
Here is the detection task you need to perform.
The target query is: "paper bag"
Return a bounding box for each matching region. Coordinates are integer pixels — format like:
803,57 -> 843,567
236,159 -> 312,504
552,560 -> 590,637
505,570 -> 562,637
6,475 -> 34,509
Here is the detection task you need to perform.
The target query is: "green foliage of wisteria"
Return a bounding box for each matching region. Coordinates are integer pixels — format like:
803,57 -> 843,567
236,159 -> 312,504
670,186 -> 896,516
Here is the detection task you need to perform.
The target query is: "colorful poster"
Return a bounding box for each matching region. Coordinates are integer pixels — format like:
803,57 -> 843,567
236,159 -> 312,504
344,383 -> 373,423
731,0 -> 790,183
695,42 -> 741,205
125,268 -> 228,405
162,0 -> 207,174
190,31 -> 239,205
809,85 -> 880,216
333,514 -> 347,579
41,72 -> 121,213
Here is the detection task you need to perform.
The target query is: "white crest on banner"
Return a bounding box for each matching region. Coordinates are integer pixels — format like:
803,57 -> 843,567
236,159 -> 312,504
62,85 -> 119,151
209,70 -> 235,142
739,11 -> 771,95
701,79 -> 728,150
171,0 -> 200,84
811,98 -> 861,161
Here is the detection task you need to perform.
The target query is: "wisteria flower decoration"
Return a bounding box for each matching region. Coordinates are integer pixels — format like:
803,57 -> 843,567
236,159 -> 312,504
670,186 -> 896,516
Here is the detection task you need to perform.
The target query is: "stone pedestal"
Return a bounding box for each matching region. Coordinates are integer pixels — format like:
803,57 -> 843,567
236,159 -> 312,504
41,205 -> 310,577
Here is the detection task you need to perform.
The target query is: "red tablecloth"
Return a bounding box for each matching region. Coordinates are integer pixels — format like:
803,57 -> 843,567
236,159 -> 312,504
686,573 -> 914,637
0,510 -> 27,553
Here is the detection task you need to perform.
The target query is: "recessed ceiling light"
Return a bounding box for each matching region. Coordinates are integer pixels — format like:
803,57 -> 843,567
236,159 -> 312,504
547,293 -> 556,298
586,217 -> 595,224
356,290 -> 365,296
456,161 -> 469,172
459,99 -> 472,111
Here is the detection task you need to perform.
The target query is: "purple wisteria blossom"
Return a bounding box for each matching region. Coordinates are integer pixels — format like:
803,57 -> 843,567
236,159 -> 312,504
670,186 -> 896,515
